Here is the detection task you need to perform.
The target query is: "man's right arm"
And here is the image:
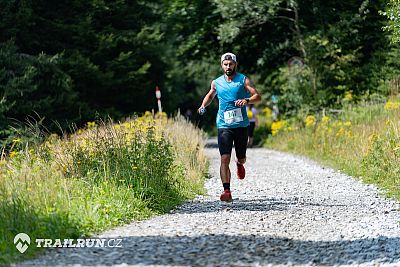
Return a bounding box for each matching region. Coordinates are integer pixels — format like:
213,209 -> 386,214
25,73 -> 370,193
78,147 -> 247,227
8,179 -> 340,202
198,80 -> 217,113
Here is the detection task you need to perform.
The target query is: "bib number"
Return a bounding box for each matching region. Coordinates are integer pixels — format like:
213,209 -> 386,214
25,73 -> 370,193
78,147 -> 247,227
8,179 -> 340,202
224,108 -> 243,124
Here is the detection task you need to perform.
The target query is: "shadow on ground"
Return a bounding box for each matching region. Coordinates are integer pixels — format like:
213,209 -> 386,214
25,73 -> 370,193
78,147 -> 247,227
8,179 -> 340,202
24,235 -> 400,266
174,197 -> 348,214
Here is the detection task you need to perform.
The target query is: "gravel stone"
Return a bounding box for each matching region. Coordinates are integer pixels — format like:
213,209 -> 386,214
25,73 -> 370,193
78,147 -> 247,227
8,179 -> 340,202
19,138 -> 400,266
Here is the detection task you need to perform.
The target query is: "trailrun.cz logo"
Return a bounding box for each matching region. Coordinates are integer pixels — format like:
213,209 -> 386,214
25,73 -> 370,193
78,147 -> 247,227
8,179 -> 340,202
14,233 -> 30,253
14,233 -> 123,253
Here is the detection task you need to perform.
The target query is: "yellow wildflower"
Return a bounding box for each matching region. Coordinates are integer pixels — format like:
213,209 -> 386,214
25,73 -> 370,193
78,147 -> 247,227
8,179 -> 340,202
144,111 -> 153,117
12,138 -> 21,143
347,130 -> 353,137
384,100 -> 400,110
336,128 -> 345,137
9,151 -> 18,158
271,120 -> 286,136
157,111 -> 167,117
321,116 -> 330,124
344,91 -> 353,101
332,121 -> 343,128
87,121 -> 96,128
344,121 -> 352,127
304,115 -> 316,127
263,107 -> 272,117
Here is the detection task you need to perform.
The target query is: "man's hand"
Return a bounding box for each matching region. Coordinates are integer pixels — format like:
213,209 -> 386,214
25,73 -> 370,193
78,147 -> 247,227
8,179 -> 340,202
234,99 -> 248,107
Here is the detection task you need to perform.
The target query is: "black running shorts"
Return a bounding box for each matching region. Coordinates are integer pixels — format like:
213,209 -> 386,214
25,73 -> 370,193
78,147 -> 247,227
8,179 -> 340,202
218,127 -> 248,159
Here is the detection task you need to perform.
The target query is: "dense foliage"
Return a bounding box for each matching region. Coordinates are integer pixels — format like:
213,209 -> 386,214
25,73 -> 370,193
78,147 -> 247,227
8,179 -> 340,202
1,0 -> 399,137
382,0 -> 400,43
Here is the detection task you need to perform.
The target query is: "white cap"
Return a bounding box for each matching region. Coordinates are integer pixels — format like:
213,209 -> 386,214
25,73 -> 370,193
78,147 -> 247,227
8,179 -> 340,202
220,52 -> 237,63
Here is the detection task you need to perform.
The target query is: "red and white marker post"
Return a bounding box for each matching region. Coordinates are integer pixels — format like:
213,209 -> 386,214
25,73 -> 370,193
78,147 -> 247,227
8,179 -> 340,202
155,85 -> 162,113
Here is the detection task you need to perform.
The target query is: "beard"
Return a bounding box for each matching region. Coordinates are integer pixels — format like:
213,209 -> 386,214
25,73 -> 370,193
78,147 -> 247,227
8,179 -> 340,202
225,66 -> 236,77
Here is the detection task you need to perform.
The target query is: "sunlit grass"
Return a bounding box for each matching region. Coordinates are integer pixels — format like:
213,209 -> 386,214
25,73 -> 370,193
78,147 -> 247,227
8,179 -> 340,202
0,113 -> 207,264
266,98 -> 400,201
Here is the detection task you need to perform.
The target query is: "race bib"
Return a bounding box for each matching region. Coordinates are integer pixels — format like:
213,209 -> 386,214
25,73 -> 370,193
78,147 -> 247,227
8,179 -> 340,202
224,108 -> 243,124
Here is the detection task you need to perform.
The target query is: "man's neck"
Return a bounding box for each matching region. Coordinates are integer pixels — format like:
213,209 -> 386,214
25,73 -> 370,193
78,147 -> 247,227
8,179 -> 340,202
224,72 -> 236,82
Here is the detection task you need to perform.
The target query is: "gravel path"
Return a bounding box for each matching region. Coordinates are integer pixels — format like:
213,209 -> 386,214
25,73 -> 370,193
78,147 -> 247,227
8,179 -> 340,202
20,138 -> 400,266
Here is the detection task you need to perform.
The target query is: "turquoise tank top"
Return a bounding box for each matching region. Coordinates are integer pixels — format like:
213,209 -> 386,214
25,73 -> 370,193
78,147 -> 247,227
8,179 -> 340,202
214,72 -> 250,128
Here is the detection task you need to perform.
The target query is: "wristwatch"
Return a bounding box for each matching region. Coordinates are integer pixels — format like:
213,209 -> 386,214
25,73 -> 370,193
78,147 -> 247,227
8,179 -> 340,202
245,98 -> 250,103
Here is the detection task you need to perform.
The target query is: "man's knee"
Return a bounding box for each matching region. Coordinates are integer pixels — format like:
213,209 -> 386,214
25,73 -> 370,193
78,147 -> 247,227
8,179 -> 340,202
221,154 -> 231,164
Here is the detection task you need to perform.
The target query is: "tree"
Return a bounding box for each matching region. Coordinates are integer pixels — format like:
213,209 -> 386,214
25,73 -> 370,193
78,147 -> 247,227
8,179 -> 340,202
1,0 -> 171,122
382,0 -> 400,43
0,41 -> 78,138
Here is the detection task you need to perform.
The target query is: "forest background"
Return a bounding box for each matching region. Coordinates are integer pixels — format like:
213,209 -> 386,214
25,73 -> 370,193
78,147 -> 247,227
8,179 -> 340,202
1,0 -> 400,140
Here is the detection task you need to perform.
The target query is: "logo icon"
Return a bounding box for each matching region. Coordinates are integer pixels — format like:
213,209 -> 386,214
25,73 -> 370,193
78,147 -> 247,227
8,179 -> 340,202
14,233 -> 30,253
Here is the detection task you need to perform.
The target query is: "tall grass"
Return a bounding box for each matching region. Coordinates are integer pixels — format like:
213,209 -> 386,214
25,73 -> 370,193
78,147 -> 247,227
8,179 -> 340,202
0,113 -> 207,264
266,99 -> 400,201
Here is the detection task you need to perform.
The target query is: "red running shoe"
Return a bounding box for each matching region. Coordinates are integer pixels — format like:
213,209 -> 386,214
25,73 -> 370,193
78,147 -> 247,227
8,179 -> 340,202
237,163 -> 245,179
220,189 -> 232,202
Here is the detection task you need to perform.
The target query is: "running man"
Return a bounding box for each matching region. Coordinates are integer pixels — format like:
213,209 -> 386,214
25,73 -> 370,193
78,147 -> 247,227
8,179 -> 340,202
198,52 -> 261,202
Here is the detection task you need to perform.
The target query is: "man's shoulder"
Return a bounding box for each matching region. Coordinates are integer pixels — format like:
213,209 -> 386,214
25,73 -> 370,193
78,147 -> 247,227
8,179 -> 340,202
236,72 -> 247,82
214,74 -> 225,82
213,75 -> 225,87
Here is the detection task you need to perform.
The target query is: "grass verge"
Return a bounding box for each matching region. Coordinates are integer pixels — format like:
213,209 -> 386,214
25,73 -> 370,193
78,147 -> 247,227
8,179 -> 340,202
265,99 -> 400,201
0,113 -> 208,264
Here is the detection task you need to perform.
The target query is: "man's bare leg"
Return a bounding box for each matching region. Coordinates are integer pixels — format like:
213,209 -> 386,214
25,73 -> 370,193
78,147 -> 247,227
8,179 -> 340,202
220,154 -> 232,202
220,154 -> 231,183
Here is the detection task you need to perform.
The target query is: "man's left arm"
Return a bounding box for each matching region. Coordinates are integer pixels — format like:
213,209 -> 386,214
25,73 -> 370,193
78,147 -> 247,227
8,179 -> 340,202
234,77 -> 261,107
